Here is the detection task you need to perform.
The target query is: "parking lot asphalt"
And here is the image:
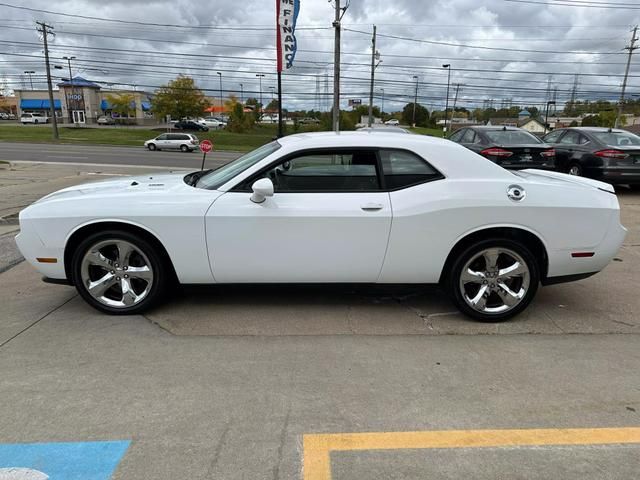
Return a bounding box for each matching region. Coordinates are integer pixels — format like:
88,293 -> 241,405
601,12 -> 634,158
1,162 -> 639,479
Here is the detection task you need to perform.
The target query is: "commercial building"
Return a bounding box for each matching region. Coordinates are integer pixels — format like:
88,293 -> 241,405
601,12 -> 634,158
14,77 -> 154,125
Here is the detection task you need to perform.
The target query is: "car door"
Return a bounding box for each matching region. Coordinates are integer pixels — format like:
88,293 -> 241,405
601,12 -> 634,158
554,130 -> 583,172
154,134 -> 169,149
206,148 -> 392,283
460,129 -> 484,154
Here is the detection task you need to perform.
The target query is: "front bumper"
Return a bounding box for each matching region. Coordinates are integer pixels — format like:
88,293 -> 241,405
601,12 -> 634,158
14,225 -> 67,280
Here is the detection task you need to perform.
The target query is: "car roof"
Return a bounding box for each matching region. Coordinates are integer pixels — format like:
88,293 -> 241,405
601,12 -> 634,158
562,127 -> 629,133
274,131 -> 513,180
469,126 -> 523,131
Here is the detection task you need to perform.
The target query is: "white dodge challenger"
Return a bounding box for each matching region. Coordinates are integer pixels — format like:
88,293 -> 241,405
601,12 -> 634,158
16,132 -> 626,321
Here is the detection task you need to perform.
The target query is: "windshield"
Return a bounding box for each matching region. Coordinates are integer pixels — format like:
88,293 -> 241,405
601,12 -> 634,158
591,131 -> 640,147
195,141 -> 281,189
484,130 -> 542,145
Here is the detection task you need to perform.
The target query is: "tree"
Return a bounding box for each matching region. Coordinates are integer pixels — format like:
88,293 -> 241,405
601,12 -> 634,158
225,95 -> 255,133
151,75 -> 209,120
105,93 -> 135,119
401,103 -> 429,126
265,99 -> 279,112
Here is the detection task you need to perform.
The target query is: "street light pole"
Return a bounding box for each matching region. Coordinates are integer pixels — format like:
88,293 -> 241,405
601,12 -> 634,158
412,75 -> 418,127
239,83 -> 244,104
24,71 -> 35,90
216,72 -> 223,112
442,64 -> 451,137
256,74 -> 265,117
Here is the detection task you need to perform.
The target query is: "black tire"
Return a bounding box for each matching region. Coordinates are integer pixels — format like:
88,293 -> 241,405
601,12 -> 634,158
147,143 -> 157,151
71,230 -> 169,315
180,144 -> 189,152
34,119 -> 39,124
567,162 -> 582,176
445,238 -> 540,322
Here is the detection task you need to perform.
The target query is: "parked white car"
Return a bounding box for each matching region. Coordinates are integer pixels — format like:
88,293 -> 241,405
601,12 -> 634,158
144,133 -> 200,152
21,112 -> 48,124
197,117 -> 227,129
385,119 -> 400,125
17,132 -> 625,321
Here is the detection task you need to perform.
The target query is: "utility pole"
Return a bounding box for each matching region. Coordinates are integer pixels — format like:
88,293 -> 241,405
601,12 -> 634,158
332,0 -> 347,132
451,83 -> 462,123
239,83 -> 244,104
36,21 -> 58,140
615,25 -> 638,128
63,56 -> 75,123
412,75 -> 418,127
380,88 -> 384,119
367,25 -> 378,127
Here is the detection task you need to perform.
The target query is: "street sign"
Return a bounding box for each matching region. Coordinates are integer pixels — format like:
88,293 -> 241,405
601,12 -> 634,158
200,139 -> 213,154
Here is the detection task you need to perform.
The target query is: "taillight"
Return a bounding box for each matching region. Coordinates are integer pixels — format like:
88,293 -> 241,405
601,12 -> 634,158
480,148 -> 513,157
594,149 -> 628,159
540,149 -> 555,157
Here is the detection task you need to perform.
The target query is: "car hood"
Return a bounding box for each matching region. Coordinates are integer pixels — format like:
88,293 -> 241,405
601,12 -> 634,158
36,171 -> 193,203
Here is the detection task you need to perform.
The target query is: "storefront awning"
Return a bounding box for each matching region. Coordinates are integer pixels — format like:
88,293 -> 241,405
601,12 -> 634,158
100,100 -> 110,110
141,102 -> 151,111
20,99 -> 61,110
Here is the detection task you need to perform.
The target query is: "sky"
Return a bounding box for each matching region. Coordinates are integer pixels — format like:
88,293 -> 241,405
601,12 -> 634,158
0,0 -> 638,113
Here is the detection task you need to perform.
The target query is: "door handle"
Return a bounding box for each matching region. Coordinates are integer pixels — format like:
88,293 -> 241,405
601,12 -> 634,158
361,203 -> 384,211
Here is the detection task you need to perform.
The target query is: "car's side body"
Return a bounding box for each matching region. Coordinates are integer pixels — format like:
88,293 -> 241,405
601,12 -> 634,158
542,127 -> 640,185
17,132 -> 625,292
20,112 -> 49,124
144,133 -> 199,151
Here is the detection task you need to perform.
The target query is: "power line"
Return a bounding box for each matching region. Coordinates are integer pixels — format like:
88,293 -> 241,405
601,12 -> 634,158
503,0 -> 640,8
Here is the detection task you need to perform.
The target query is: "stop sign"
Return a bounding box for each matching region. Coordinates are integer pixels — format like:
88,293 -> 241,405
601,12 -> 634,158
200,139 -> 213,154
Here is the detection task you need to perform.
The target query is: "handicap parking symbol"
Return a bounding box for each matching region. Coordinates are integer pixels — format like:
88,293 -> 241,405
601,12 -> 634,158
0,441 -> 130,480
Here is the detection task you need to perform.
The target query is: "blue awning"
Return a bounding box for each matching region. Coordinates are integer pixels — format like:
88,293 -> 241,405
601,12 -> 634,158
21,99 -> 61,110
141,101 -> 151,111
100,99 -> 110,110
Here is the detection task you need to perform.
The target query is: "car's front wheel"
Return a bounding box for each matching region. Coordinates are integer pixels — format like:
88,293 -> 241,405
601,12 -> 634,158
71,230 -> 168,315
445,238 -> 539,322
147,143 -> 156,151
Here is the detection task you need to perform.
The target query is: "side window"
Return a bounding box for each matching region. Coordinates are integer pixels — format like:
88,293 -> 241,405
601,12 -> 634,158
156,134 -> 168,140
578,134 -> 590,145
449,129 -> 465,142
261,150 -> 380,192
167,134 -> 179,140
461,129 -> 476,143
559,130 -> 580,144
543,130 -> 564,143
380,149 -> 441,190
179,134 -> 190,140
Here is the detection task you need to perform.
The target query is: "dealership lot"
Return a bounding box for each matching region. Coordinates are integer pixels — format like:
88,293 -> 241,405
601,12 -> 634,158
1,159 -> 639,479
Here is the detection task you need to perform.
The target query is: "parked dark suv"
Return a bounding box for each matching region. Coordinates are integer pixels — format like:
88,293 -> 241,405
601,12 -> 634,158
542,127 -> 640,188
449,126 -> 556,170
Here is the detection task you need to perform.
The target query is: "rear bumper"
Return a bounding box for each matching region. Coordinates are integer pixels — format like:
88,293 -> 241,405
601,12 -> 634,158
585,166 -> 640,185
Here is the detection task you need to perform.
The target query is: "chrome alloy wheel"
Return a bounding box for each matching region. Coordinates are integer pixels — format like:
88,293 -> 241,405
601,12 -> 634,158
458,247 -> 530,315
80,239 -> 154,309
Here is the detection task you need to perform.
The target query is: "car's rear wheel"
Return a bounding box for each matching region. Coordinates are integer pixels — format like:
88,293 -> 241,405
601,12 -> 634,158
180,145 -> 189,152
567,163 -> 582,176
34,119 -> 39,124
147,143 -> 156,151
445,238 -> 539,322
71,230 -> 168,315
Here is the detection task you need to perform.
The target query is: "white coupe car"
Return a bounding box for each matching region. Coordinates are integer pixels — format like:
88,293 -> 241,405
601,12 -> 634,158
16,132 -> 626,321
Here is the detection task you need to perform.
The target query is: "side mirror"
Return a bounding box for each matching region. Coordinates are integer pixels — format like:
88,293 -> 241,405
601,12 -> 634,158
250,178 -> 274,204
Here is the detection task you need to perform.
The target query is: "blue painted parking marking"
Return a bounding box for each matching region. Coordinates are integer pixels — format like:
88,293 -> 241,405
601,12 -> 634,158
0,441 -> 130,480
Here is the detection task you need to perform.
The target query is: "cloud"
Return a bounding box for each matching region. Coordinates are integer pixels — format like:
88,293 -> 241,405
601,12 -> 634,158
0,0 -> 637,111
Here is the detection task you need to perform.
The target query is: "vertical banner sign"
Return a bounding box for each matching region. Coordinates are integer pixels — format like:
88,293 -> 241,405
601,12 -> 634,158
276,0 -> 300,72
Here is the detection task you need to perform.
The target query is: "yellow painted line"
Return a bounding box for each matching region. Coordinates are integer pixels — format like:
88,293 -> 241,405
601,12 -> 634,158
303,427 -> 640,480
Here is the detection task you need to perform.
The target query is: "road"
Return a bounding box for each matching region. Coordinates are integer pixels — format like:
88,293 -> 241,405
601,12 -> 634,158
0,142 -> 243,169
